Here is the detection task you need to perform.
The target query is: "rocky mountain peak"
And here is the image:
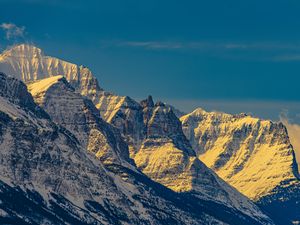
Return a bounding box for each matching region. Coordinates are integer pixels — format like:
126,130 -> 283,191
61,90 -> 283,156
140,95 -> 154,108
0,44 -> 99,94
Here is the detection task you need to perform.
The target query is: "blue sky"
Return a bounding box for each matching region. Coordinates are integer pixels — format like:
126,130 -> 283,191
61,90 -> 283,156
1,0 -> 300,122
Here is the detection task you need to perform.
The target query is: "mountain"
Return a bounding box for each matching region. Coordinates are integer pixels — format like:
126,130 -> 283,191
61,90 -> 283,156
1,71 -> 266,225
26,72 -> 273,224
181,108 -> 300,224
0,44 -> 274,224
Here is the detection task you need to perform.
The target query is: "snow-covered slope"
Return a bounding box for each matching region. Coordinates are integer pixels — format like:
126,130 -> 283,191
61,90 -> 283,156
181,108 -> 300,224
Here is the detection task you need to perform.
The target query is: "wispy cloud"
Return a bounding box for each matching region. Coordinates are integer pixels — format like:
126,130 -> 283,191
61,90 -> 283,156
118,41 -> 184,50
102,40 -> 300,51
0,23 -> 25,40
101,40 -> 300,62
108,40 -> 242,51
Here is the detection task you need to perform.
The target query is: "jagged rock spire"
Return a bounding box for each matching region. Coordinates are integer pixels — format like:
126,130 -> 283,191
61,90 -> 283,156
140,95 -> 154,108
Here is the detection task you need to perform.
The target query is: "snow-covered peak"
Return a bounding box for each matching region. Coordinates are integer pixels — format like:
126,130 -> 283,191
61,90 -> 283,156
0,44 -> 93,87
1,44 -> 43,59
0,46 -> 278,224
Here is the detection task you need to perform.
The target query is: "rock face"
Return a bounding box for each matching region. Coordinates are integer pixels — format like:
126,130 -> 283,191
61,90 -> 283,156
181,108 -> 300,224
1,71 -> 265,225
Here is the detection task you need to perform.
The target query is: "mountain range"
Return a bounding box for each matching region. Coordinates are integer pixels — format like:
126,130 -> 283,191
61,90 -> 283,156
0,44 -> 299,224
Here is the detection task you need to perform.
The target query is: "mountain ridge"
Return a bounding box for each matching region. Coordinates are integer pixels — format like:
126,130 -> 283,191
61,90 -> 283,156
23,67 -> 270,224
1,71 -> 261,225
0,44 -> 289,224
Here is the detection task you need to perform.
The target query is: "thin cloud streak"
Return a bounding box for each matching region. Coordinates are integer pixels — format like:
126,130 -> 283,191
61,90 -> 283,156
104,40 -> 300,51
119,41 -> 184,49
101,40 -> 300,62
